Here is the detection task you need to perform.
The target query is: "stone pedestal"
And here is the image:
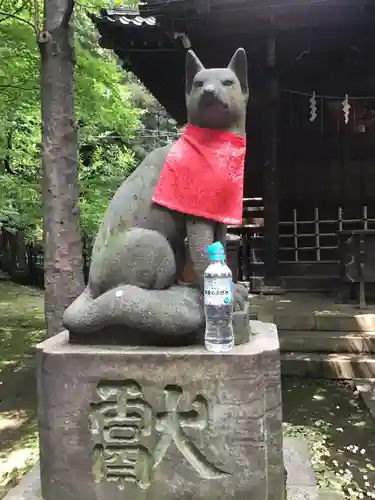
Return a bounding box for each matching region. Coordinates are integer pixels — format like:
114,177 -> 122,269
36,321 -> 284,500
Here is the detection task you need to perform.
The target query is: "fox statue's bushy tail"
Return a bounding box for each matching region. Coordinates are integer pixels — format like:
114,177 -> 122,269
63,283 -> 204,337
63,225 -> 205,338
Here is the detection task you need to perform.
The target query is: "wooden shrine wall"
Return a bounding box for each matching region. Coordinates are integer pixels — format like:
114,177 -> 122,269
240,93 -> 375,289
244,94 -> 375,204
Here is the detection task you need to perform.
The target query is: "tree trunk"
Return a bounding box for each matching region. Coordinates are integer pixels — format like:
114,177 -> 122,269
39,0 -> 84,337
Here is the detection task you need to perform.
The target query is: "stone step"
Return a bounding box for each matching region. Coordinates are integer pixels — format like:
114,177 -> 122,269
281,352 -> 375,379
279,330 -> 375,354
0,269 -> 10,281
250,292 -> 375,332
284,437 -> 319,500
319,491 -> 345,500
281,276 -> 339,293
253,308 -> 375,332
355,378 -> 375,419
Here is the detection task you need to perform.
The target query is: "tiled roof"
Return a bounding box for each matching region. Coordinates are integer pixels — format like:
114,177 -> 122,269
96,7 -> 157,27
117,15 -> 156,26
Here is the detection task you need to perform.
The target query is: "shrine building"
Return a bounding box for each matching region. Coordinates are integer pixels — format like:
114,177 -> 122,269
91,0 -> 375,301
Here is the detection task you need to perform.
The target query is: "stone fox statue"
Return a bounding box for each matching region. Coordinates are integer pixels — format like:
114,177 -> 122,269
63,48 -> 249,342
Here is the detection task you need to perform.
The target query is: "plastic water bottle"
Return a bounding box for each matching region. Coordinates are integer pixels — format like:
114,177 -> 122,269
204,241 -> 234,353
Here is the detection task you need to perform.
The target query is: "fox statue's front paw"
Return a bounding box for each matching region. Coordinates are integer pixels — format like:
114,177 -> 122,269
233,282 -> 248,311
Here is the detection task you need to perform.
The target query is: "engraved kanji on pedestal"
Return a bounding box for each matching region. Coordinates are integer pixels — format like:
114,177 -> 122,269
90,380 -> 153,490
89,380 -> 228,491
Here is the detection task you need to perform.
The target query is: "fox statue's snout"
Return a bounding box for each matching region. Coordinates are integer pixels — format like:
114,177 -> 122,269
198,84 -> 230,110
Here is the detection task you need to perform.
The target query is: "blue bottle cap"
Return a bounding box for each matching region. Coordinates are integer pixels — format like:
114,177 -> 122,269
206,241 -> 225,261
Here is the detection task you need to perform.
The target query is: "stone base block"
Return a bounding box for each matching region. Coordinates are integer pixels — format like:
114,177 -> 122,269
37,322 -> 284,500
2,464 -> 41,500
4,437 -> 319,500
284,437 -> 318,500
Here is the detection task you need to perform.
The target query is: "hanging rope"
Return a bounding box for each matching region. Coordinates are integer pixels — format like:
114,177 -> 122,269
281,88 -> 375,100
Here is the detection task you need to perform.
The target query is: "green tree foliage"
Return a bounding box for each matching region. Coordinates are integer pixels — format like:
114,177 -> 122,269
126,73 -> 180,161
0,0 -> 143,242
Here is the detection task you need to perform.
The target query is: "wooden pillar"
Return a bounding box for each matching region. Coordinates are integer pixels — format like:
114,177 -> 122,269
262,26 -> 282,292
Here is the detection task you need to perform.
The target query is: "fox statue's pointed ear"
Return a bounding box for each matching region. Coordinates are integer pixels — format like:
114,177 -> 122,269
186,50 -> 205,94
228,48 -> 248,95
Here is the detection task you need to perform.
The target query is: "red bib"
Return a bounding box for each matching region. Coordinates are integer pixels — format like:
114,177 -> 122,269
152,124 -> 246,225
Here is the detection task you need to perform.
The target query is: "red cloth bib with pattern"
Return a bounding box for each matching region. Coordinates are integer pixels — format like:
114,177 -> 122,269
152,124 -> 246,225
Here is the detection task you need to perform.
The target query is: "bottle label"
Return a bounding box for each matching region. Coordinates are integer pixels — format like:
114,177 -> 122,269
204,277 -> 233,306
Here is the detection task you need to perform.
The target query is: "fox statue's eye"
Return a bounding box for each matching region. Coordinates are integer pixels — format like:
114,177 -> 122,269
222,79 -> 235,86
193,80 -> 204,87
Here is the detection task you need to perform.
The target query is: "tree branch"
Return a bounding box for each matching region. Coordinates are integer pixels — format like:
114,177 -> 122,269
2,128 -> 36,181
33,0 -> 39,35
3,158 -> 15,175
3,130 -> 16,176
0,0 -> 29,23
38,0 -> 74,42
61,0 -> 74,28
0,9 -> 34,28
0,84 -> 37,91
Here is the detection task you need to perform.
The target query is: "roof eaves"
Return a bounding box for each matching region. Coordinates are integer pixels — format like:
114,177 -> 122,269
95,7 -> 157,27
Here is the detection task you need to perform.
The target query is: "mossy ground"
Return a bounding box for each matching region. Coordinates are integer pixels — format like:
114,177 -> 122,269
0,280 -> 44,498
283,377 -> 375,499
0,280 -> 375,499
